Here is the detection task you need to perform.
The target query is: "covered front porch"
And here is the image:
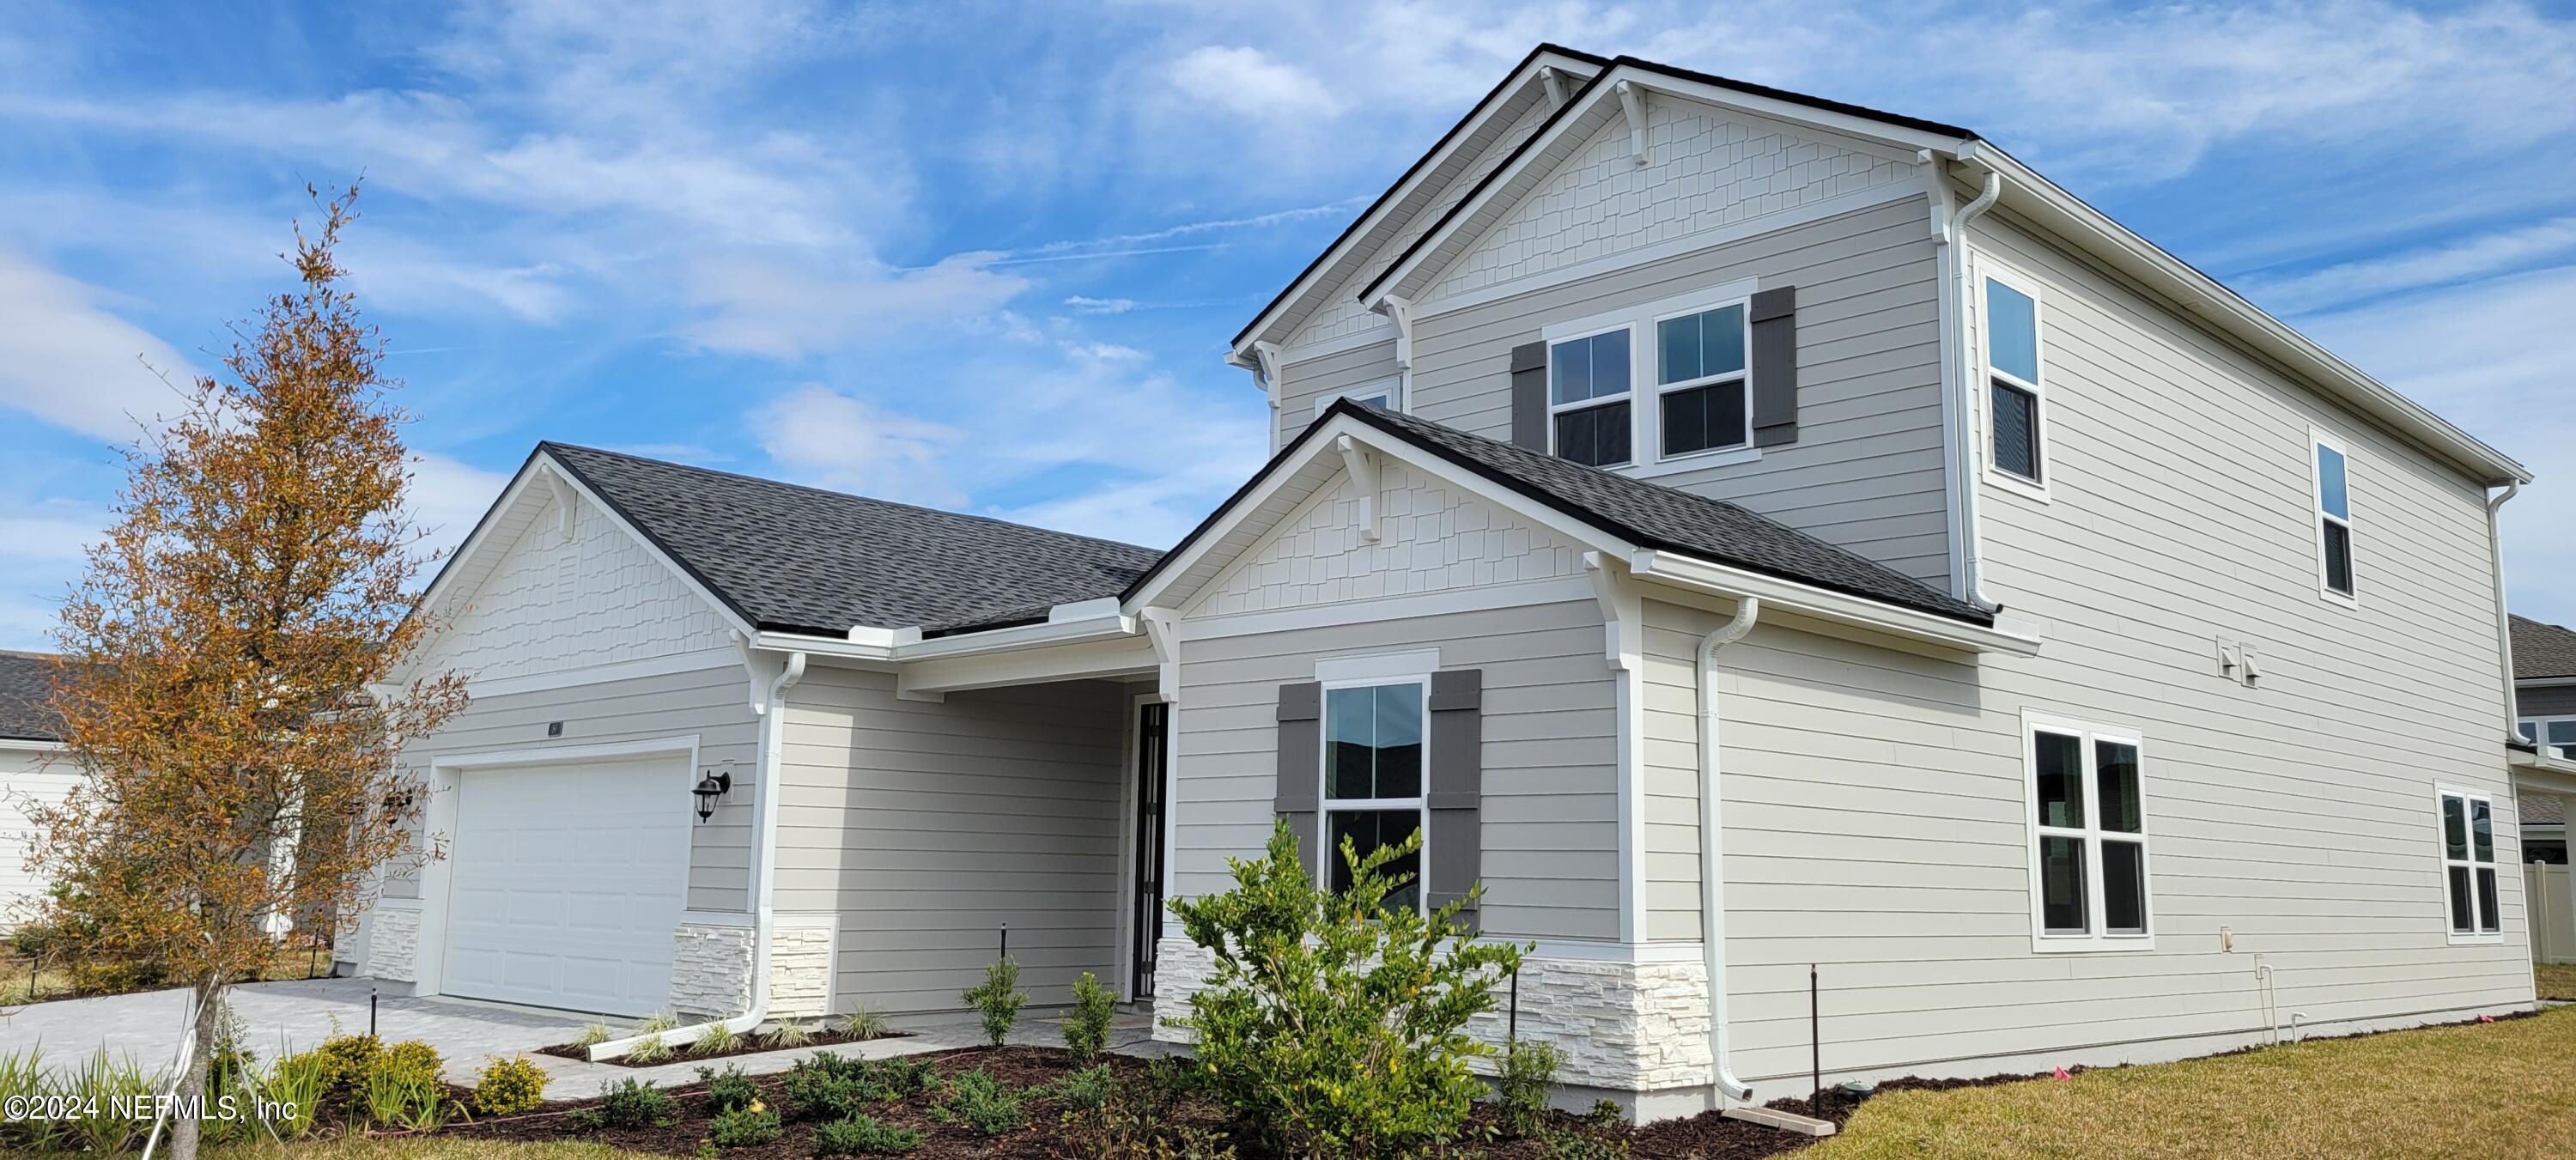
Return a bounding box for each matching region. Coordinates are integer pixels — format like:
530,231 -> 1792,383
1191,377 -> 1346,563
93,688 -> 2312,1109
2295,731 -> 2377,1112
2514,748 -> 2576,965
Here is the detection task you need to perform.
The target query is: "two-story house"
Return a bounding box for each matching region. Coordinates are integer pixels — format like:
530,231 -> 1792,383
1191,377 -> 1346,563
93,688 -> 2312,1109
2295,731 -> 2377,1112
347,45 -> 2550,1118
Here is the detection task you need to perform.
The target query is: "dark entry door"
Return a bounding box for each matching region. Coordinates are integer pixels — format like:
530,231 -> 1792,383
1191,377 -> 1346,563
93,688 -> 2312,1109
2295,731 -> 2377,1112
1132,701 -> 1169,1000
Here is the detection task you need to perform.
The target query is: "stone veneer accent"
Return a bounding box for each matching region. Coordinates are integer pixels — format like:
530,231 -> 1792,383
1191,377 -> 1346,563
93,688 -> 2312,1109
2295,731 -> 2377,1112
671,921 -> 755,1017
767,917 -> 836,1019
364,907 -> 421,982
1151,936 -> 1714,1092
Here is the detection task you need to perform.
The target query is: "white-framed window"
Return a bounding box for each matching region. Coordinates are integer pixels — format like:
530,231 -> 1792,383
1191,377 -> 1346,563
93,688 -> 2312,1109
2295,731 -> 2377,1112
1314,376 -> 1404,417
1653,301 -> 1752,459
2022,713 -> 2150,951
2518,716 -> 2576,761
1547,325 -> 1632,468
2312,432 -> 2356,604
2437,786 -> 2503,941
1321,677 -> 1428,911
1982,272 -> 2048,495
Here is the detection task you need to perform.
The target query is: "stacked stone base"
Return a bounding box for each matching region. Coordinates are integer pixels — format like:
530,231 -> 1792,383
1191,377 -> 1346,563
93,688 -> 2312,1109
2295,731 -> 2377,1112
1150,936 -> 1716,1115
671,914 -> 838,1020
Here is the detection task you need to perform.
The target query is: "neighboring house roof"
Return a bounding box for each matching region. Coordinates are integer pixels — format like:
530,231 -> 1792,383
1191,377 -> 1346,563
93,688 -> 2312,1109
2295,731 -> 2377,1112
1130,399 -> 1991,627
538,443 -> 1164,638
0,651 -> 64,743
2512,615 -> 2576,681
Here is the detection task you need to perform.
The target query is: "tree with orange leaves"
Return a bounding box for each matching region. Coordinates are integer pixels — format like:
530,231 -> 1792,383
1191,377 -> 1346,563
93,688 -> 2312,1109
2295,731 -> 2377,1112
30,184 -> 467,1160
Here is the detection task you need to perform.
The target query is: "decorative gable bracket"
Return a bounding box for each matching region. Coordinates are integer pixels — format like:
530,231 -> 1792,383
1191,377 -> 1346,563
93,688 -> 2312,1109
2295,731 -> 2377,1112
1615,80 -> 1648,167
539,465 -> 580,544
1334,434 -> 1383,544
1377,295 -> 1418,370
1584,551 -> 1642,671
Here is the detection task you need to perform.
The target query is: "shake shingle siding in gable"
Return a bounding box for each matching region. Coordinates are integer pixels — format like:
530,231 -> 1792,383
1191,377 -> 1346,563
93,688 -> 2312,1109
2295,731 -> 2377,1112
541,444 -> 1162,635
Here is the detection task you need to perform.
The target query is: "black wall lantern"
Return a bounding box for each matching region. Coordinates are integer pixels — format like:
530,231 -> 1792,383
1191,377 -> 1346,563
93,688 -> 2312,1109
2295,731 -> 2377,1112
692,768 -> 733,823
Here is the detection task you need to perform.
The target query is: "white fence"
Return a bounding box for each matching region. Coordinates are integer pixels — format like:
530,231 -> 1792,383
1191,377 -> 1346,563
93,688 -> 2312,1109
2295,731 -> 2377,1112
2528,864 -> 2575,965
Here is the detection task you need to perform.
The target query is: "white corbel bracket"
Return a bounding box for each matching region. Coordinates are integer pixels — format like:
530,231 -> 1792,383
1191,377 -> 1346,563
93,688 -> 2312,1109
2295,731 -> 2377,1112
1616,80 -> 1648,167
541,465 -> 579,544
1378,295 -> 1416,371
1334,434 -> 1382,544
1250,340 -> 1288,390
1140,608 -> 1182,705
1583,551 -> 1642,671
1540,64 -> 1568,111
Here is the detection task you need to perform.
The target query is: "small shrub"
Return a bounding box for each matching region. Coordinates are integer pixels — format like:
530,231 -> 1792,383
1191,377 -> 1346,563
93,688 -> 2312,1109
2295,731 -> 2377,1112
637,1010 -> 682,1035
1170,820 -> 1523,1159
1063,970 -> 1115,1063
814,1112 -> 926,1156
311,1031 -> 383,1095
1583,1100 -> 1624,1133
475,1055 -> 551,1116
627,1033 -> 673,1064
780,1053 -> 931,1121
573,1022 -> 614,1048
579,1077 -> 680,1130
1539,1124 -> 1632,1160
929,1068 -> 1025,1137
380,1040 -> 445,1085
255,1051 -> 329,1139
1048,1063 -> 1115,1112
1496,1038 -> 1565,1138
0,1048 -> 65,1154
769,1019 -> 814,1048
1056,1062 -> 1236,1160
697,1022 -> 741,1056
66,1050 -> 155,1157
708,1102 -> 782,1148
367,1065 -> 455,1133
841,1004 -> 887,1040
962,957 -> 1025,1047
697,1063 -> 760,1114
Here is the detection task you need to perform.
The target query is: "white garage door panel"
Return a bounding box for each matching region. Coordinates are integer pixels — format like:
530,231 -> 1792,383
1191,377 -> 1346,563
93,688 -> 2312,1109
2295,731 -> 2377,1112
442,756 -> 690,1016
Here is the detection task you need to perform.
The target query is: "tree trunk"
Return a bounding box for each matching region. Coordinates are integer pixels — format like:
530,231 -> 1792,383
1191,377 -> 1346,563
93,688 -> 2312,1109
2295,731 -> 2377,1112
167,980 -> 222,1160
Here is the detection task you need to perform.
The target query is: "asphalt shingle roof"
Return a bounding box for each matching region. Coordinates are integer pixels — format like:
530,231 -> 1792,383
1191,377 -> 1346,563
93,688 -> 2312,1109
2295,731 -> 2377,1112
541,444 -> 1163,637
1133,401 -> 1992,626
0,651 -> 64,742
2512,615 -> 2576,682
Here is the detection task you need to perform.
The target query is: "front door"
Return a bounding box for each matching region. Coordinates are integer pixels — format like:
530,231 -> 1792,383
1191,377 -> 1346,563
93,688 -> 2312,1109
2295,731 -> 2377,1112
1131,701 -> 1168,1000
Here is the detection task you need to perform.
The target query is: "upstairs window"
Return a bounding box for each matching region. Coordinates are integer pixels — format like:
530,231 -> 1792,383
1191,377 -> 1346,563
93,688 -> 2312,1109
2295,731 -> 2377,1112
2313,436 -> 2355,601
1984,276 -> 2045,487
1550,329 -> 1631,467
1315,378 -> 1403,416
2025,715 -> 2150,950
1323,681 -> 1425,912
1656,304 -> 1750,458
2439,788 -> 2501,939
2520,717 -> 2576,761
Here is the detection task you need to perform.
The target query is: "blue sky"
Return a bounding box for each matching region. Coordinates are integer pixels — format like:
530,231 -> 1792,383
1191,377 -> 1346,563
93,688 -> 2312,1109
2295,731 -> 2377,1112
2,0 -> 2572,650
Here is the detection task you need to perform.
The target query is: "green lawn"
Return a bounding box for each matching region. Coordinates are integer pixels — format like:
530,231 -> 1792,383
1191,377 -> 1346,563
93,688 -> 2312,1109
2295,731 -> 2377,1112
2537,962 -> 2576,1001
1810,1005 -> 2576,1160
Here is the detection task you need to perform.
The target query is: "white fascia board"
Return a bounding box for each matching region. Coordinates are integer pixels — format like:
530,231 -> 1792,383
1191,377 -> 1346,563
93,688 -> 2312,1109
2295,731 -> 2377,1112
1230,52 -> 1598,363
1967,145 -> 2528,488
897,612 -> 1138,660
2511,749 -> 2576,797
0,738 -> 66,753
900,635 -> 1157,695
1624,72 -> 1969,157
1630,550 -> 2043,656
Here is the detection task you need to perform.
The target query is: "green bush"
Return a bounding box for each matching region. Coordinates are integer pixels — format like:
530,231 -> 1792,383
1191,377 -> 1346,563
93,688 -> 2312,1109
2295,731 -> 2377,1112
1170,819 -> 1523,1159
841,1004 -> 887,1040
0,1048 -> 70,1154
697,1063 -> 760,1114
780,1053 -> 932,1121
708,1103 -> 782,1148
67,1050 -> 156,1157
303,1030 -> 382,1096
366,1064 -> 454,1132
928,1068 -> 1025,1136
380,1040 -> 444,1084
579,1077 -> 680,1130
475,1055 -> 551,1116
696,1022 -> 741,1056
1496,1037 -> 1565,1138
962,956 -> 1025,1047
814,1112 -> 926,1156
1048,1063 -> 1115,1113
1538,1124 -> 1632,1159
1063,970 -> 1116,1063
1055,1060 -> 1235,1160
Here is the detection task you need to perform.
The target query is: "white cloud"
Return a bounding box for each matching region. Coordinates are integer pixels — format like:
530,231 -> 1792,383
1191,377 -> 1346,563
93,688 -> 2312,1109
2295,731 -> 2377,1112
1064,295 -> 1138,314
406,452 -> 518,561
2238,216 -> 2576,314
1170,46 -> 1346,121
680,252 -> 1030,359
0,507 -> 100,564
750,385 -> 967,507
0,249 -> 199,440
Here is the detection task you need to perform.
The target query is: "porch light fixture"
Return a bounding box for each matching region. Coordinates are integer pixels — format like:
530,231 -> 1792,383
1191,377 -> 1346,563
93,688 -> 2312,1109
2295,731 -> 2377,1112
692,768 -> 732,823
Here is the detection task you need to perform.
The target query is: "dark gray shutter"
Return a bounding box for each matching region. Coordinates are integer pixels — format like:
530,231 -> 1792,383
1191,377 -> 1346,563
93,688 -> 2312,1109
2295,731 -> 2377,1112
1274,681 -> 1323,880
1749,285 -> 1799,447
1425,668 -> 1484,930
1510,342 -> 1548,450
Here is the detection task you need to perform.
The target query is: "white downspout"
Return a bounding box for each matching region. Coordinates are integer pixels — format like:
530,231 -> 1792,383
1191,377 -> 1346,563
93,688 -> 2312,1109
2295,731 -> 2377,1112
587,649 -> 806,1060
1698,596 -> 1761,1102
1921,148 -> 2003,607
2488,483 -> 2523,742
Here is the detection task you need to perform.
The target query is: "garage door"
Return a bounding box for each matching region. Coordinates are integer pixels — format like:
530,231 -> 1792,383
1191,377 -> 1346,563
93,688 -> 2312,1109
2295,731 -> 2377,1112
441,756 -> 691,1015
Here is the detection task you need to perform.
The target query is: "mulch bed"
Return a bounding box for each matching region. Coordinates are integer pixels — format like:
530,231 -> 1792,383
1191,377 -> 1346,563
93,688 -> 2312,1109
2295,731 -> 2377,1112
536,1026 -> 909,1067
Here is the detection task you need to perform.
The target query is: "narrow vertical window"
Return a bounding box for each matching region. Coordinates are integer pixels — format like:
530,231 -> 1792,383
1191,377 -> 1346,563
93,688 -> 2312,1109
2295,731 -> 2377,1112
1322,682 -> 1426,911
1985,277 -> 2044,485
2439,789 -> 2500,938
2315,437 -> 2354,599
2026,716 -> 2150,950
1655,303 -> 1750,457
1549,330 -> 1632,468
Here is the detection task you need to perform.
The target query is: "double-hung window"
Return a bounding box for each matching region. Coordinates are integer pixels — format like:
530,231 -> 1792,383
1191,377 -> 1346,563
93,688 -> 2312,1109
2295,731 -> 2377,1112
2519,717 -> 2576,761
1322,680 -> 1426,911
1655,303 -> 1750,458
1984,276 -> 2045,488
2025,715 -> 2150,950
2313,434 -> 2356,601
1549,329 -> 1632,468
2438,787 -> 2501,939
1315,377 -> 1403,417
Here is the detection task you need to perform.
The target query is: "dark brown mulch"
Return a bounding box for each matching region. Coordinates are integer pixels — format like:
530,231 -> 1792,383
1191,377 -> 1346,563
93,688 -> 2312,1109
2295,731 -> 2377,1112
535,1026 -> 909,1067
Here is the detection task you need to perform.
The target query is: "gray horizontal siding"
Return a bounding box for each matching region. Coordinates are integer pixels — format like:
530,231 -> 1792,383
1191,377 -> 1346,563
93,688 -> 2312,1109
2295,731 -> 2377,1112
779,669 -> 1127,1014
2518,685 -> 2576,718
1171,599 -> 1619,941
1275,338 -> 1403,450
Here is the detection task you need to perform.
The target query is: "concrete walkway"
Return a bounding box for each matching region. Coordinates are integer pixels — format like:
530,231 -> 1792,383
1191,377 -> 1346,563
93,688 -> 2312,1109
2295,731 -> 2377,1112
0,977 -> 1172,1098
